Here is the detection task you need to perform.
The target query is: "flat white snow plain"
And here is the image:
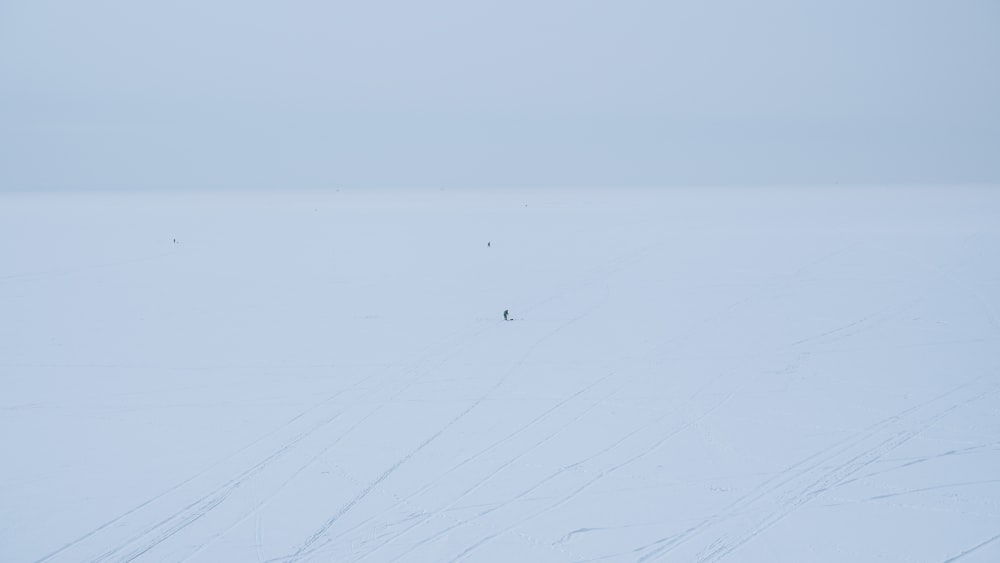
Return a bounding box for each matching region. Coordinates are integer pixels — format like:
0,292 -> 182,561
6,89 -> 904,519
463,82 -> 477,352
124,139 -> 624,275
2,186 -> 999,563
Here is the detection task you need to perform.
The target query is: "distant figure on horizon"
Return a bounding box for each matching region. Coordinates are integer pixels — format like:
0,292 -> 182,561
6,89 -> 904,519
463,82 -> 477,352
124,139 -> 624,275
173,238 -> 177,244
503,309 -> 509,321
488,241 -> 490,247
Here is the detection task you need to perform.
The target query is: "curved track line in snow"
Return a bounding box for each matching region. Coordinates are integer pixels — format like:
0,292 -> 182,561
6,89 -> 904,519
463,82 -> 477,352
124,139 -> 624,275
91,412 -> 346,563
177,404 -> 391,562
278,310 -> 593,562
375,300 -> 748,560
942,532 -> 1000,562
323,372 -> 618,557
44,318 -> 481,563
373,383 -> 730,562
830,442 -> 1000,491
33,381 -> 365,563
449,390 -> 738,562
635,380 -> 997,563
866,479 -> 1000,501
353,384 -> 627,563
877,245 -> 1000,334
74,299 -> 507,563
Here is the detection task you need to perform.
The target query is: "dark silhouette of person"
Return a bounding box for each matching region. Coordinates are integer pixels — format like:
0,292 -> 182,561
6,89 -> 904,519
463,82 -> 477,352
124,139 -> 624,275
503,309 -> 509,321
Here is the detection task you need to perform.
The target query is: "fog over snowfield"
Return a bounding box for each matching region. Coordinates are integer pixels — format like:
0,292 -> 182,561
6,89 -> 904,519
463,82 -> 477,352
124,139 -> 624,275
1,186 -> 998,562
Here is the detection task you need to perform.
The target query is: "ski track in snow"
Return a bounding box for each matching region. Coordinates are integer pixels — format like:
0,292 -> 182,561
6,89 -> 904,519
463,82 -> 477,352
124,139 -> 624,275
447,390 -> 739,562
279,303 -> 597,562
355,382 -> 627,563
38,314 -> 493,563
345,300 -> 749,562
34,386 -> 358,563
322,372 -> 619,558
635,380 -> 998,562
941,532 -> 1000,562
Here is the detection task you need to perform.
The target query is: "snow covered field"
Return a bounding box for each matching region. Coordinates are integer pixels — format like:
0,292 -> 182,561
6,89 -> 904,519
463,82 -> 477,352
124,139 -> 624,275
2,186 -> 999,562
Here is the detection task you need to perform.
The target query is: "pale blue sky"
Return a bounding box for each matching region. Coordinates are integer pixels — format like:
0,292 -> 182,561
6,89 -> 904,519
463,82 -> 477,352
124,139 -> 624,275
2,0 -> 998,190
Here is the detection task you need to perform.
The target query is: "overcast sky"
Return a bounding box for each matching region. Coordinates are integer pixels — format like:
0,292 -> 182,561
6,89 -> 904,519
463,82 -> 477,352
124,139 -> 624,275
1,0 -> 998,190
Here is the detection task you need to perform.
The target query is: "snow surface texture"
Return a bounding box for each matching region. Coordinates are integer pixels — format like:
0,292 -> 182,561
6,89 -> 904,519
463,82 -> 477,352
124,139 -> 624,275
2,186 -> 999,562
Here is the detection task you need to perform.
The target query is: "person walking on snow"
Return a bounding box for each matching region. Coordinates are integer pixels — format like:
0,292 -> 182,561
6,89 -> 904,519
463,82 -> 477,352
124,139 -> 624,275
503,309 -> 509,321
